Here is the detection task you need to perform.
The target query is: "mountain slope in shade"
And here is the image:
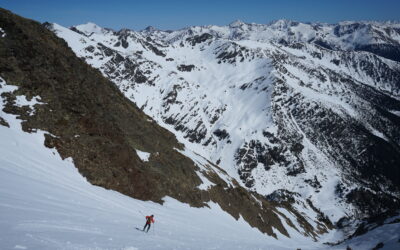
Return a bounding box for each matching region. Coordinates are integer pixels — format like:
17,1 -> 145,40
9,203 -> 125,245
49,18 -> 400,232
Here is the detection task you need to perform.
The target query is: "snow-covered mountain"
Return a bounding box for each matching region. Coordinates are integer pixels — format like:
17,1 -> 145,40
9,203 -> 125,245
1,7 -> 400,249
50,19 -> 400,230
0,8 -> 350,249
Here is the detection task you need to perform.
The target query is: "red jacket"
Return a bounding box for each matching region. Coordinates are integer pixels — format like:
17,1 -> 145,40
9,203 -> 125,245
146,216 -> 155,224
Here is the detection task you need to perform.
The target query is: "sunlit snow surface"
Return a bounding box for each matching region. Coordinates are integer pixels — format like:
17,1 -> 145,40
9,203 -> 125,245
135,149 -> 151,162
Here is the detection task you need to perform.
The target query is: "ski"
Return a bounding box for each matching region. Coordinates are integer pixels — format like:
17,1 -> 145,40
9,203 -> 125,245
135,227 -> 147,233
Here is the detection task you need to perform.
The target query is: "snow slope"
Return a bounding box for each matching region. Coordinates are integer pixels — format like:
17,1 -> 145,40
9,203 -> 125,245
0,81 -> 331,249
332,216 -> 400,250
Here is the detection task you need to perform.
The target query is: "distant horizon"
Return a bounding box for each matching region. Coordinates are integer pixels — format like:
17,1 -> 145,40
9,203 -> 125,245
2,0 -> 400,31
66,19 -> 400,33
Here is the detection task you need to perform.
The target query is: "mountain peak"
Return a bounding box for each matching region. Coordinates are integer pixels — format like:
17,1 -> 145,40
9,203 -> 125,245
229,20 -> 245,28
143,25 -> 158,32
269,19 -> 298,28
74,22 -> 104,35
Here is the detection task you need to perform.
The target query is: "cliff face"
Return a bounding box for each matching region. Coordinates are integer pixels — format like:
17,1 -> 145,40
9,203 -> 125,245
0,8 -> 333,239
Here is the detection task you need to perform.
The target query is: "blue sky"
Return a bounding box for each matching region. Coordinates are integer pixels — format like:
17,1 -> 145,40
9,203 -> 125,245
2,0 -> 399,30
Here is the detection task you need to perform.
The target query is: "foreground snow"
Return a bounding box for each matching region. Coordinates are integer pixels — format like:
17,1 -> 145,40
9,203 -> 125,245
333,219 -> 400,250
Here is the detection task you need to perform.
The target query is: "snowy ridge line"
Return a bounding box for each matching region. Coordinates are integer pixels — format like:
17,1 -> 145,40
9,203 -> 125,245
74,19 -> 400,48
175,147 -> 235,190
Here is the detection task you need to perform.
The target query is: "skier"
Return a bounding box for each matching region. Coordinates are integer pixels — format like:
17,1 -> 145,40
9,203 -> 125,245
143,214 -> 155,232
